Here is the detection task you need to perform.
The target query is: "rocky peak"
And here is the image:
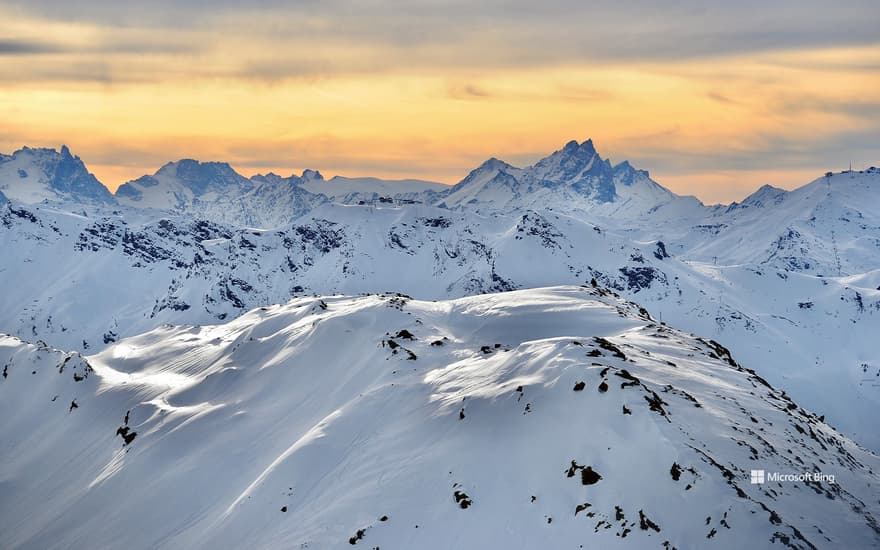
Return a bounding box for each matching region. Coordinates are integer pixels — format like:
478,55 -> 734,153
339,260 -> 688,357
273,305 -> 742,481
0,145 -> 114,204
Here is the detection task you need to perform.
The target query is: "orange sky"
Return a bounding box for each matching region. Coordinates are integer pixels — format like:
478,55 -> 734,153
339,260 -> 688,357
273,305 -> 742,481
1,3 -> 877,204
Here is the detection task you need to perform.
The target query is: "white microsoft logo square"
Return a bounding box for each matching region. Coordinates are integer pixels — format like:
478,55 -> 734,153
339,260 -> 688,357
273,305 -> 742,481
750,469 -> 765,484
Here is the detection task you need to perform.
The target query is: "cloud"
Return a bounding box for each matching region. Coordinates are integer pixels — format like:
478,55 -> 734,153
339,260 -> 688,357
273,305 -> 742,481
0,38 -> 61,55
448,83 -> 491,100
620,127 -> 880,175
707,92 -> 738,105
774,95 -> 880,119
1,1 -> 878,84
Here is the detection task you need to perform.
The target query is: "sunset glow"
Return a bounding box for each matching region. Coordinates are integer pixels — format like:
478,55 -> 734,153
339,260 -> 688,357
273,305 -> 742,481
1,1 -> 877,203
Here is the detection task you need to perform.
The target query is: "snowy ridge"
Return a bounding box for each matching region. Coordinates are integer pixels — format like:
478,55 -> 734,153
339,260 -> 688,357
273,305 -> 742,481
1,286 -> 878,549
302,174 -> 447,200
114,161 -> 448,227
686,170 -> 880,276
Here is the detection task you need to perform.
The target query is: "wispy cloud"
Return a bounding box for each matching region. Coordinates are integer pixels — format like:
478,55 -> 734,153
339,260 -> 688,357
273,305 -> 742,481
2,1 -> 878,83
0,38 -> 61,55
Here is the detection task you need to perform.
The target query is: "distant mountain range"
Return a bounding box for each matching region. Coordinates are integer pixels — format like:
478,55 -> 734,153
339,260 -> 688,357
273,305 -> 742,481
1,140 -> 707,226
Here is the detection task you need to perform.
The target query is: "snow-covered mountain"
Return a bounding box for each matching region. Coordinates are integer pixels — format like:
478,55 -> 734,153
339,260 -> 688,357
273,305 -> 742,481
115,160 -> 448,227
2,286 -> 877,549
0,145 -> 115,205
2,186 -> 879,452
116,159 -> 257,211
439,140 -> 705,220
0,141 -> 705,227
684,169 -> 880,276
113,159 -> 306,227
1,141 -> 878,453
299,173 -> 448,203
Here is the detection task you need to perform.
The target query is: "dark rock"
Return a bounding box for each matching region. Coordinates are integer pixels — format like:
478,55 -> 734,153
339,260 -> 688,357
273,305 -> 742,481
581,466 -> 602,485
453,490 -> 472,509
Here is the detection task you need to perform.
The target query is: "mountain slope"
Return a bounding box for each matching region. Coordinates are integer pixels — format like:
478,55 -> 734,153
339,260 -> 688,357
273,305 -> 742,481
2,191 -> 879,452
0,146 -> 115,205
685,169 -> 880,276
1,286 -> 877,549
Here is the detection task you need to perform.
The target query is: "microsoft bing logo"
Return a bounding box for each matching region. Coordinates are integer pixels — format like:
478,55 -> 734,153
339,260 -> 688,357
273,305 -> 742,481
748,469 -> 835,484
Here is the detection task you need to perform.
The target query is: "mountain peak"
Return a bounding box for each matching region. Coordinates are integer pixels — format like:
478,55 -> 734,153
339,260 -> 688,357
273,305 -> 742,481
0,145 -> 114,205
735,184 -> 788,209
158,158 -> 238,177
116,158 -> 254,210
301,169 -> 323,182
561,138 -> 595,156
477,157 -> 511,172
154,159 -> 251,194
529,138 -> 614,198
533,139 -> 603,172
440,139 -> 689,212
451,157 -> 516,193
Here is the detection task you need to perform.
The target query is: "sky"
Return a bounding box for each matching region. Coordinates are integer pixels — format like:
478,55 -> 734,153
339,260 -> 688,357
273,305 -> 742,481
0,1 -> 877,204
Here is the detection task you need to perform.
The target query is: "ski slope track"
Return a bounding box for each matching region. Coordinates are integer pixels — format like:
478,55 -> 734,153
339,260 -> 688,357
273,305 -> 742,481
1,287 -> 878,549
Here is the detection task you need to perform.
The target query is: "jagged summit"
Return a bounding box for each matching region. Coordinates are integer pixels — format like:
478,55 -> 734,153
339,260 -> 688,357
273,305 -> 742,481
301,168 -> 323,182
441,139 -> 697,217
612,160 -> 652,186
0,145 -> 114,205
543,138 -> 597,162
251,168 -> 324,186
531,138 -> 615,198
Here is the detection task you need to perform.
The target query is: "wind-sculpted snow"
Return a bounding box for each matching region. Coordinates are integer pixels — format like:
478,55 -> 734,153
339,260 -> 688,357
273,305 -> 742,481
1,287 -> 878,549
